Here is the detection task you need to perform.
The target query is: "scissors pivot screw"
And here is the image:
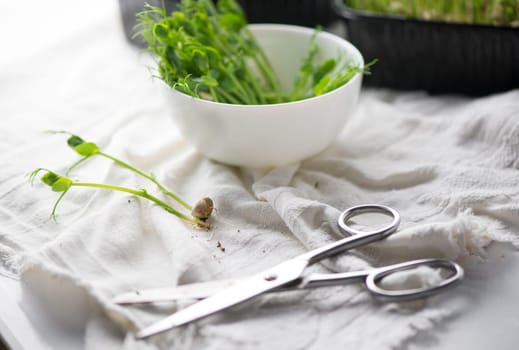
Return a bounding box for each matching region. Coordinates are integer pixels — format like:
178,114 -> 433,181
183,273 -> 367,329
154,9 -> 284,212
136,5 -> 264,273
264,274 -> 277,281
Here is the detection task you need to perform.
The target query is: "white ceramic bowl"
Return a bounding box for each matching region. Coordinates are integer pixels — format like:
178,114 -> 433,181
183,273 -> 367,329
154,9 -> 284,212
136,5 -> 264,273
168,24 -> 364,168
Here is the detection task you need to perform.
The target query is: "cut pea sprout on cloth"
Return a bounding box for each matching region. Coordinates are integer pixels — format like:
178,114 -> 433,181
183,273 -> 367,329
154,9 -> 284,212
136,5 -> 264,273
29,131 -> 214,228
1,2 -> 519,350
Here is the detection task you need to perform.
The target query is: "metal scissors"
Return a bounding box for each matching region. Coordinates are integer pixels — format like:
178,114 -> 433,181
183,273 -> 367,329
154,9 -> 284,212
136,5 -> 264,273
113,204 -> 464,339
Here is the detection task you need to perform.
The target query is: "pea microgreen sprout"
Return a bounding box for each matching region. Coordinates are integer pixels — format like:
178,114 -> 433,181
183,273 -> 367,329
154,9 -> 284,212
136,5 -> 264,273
287,29 -> 377,101
136,0 -> 372,105
136,0 -> 282,105
47,130 -> 193,212
29,168 -> 72,221
29,168 -> 211,228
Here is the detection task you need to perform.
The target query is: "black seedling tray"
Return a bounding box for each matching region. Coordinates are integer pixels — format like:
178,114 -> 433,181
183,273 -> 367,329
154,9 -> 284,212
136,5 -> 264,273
333,0 -> 519,96
236,0 -> 336,28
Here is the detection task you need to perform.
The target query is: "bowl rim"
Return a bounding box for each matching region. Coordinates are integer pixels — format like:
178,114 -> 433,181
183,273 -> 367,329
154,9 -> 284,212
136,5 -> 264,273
168,23 -> 364,109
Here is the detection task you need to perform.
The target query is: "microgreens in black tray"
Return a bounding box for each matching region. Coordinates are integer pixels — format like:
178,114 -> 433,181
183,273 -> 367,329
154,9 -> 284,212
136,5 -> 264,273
29,131 -> 213,229
136,0 -> 373,104
346,0 -> 519,26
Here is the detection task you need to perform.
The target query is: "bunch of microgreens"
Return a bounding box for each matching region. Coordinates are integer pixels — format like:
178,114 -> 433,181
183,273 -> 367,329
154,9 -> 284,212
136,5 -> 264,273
136,0 -> 375,105
29,131 -> 213,229
347,0 -> 519,26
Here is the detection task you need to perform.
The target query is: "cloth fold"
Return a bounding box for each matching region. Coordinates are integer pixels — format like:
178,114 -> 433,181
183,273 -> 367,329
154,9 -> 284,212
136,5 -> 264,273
1,1 -> 519,349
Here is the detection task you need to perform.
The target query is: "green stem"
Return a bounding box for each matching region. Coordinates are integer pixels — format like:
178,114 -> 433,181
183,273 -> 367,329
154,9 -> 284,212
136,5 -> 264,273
98,152 -> 192,211
51,189 -> 69,221
243,28 -> 281,98
209,86 -> 219,102
251,54 -> 280,100
213,86 -> 246,104
224,70 -> 255,104
72,182 -> 208,228
66,156 -> 90,175
246,74 -> 267,104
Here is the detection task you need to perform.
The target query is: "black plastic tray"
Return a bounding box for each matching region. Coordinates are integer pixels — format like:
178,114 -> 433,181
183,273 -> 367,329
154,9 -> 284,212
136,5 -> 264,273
333,0 -> 519,96
236,0 -> 336,28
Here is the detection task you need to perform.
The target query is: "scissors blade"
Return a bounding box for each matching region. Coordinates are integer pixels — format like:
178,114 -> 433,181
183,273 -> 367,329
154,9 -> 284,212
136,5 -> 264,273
116,271 -> 365,304
113,279 -> 236,304
135,258 -> 308,339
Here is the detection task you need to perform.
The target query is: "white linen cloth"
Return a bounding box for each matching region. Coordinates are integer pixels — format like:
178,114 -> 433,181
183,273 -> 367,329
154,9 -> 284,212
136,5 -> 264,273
1,1 -> 518,349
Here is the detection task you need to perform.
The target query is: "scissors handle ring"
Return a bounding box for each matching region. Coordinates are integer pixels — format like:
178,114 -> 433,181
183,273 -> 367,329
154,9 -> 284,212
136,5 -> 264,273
338,204 -> 400,238
366,259 -> 464,302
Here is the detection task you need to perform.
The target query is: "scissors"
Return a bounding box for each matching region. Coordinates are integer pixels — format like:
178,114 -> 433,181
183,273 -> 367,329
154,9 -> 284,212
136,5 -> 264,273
113,204 -> 464,339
